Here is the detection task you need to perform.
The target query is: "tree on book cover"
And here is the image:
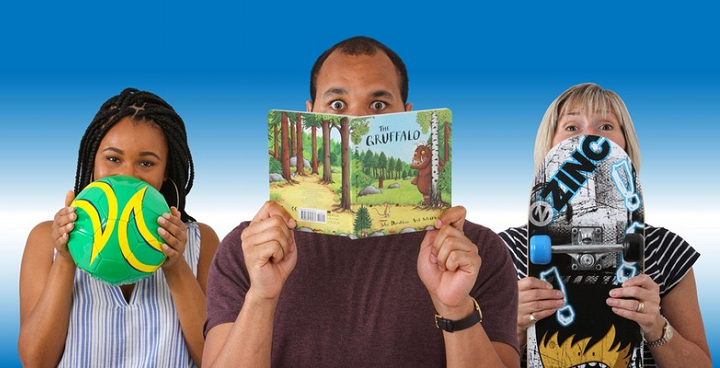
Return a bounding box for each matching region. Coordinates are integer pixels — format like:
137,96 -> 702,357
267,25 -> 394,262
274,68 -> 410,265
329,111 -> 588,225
269,109 -> 451,238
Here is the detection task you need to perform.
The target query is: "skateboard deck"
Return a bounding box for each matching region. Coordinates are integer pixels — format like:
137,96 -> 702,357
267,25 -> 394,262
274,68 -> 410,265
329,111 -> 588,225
527,135 -> 645,368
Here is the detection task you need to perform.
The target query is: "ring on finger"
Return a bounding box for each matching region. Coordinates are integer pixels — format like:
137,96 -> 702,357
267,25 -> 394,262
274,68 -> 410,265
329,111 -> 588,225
636,300 -> 645,313
529,313 -> 537,324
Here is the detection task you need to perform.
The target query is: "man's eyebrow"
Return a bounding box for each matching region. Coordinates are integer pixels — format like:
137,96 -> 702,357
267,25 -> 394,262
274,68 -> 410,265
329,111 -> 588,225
321,87 -> 348,99
370,90 -> 395,100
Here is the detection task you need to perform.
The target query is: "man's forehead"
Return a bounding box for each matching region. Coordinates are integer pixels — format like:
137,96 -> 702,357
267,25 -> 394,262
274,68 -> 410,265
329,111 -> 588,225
315,51 -> 401,94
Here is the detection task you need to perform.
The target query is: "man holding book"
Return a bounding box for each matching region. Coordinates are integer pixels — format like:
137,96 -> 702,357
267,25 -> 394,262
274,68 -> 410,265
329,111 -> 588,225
202,36 -> 520,368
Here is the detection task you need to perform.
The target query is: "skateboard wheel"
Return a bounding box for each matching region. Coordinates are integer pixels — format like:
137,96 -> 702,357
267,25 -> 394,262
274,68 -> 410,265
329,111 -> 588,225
530,235 -> 552,264
623,233 -> 644,262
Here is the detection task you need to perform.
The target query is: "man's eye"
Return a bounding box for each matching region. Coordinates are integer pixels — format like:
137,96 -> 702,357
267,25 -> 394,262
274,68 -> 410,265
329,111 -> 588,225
329,100 -> 346,110
370,101 -> 387,111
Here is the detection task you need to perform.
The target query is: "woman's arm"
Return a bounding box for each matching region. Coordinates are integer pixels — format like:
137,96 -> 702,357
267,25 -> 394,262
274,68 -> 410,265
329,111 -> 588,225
19,192 -> 78,367
608,269 -> 712,367
160,210 -> 219,367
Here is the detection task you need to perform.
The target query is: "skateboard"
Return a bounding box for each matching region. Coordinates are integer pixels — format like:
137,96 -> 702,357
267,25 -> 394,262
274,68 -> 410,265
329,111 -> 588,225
527,135 -> 645,368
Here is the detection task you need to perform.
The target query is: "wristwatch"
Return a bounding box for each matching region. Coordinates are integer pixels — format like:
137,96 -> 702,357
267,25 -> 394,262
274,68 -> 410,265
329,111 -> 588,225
435,298 -> 482,333
646,316 -> 674,347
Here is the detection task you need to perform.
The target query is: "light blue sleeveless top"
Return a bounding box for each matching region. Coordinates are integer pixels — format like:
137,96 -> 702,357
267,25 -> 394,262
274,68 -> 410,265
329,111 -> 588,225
58,221 -> 202,368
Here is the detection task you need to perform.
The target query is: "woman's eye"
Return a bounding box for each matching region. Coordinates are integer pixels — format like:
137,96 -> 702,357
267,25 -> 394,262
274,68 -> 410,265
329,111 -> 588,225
370,101 -> 387,111
600,124 -> 614,131
329,100 -> 346,111
140,161 -> 155,167
107,156 -> 120,163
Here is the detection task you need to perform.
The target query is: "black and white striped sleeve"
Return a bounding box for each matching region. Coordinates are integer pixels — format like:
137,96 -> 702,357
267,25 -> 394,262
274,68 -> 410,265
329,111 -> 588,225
497,225 -> 529,280
643,225 -> 701,296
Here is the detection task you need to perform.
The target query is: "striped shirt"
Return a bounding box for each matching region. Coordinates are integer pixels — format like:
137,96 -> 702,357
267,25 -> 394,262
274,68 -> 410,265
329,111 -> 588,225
498,224 -> 700,368
58,221 -> 202,368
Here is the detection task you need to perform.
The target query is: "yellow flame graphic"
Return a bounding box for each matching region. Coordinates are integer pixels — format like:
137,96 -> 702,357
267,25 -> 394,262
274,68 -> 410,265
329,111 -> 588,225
540,325 -> 631,367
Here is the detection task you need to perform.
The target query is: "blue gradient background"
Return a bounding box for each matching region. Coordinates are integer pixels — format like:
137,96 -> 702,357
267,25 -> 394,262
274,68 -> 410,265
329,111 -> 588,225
2,2 -> 717,366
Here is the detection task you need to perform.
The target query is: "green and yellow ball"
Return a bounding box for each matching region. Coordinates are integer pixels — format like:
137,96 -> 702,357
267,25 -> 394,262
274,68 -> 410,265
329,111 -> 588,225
68,175 -> 170,285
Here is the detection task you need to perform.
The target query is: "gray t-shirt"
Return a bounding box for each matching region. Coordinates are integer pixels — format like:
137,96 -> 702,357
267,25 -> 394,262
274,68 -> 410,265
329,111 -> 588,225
205,220 -> 519,367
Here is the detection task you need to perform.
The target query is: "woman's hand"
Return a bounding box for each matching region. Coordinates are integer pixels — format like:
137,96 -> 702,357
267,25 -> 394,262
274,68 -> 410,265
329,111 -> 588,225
517,277 -> 564,342
50,190 -> 77,262
159,207 -> 189,269
606,273 -> 665,340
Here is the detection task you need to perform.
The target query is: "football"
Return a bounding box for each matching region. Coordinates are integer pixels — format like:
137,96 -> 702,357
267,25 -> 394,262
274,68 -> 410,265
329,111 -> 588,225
68,175 -> 170,285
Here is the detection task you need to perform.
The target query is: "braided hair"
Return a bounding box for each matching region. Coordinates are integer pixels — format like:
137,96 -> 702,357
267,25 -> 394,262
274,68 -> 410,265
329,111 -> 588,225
74,88 -> 196,222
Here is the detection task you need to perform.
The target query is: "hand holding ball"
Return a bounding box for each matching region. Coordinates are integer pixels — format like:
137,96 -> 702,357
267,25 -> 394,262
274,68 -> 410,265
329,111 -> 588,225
68,175 -> 170,285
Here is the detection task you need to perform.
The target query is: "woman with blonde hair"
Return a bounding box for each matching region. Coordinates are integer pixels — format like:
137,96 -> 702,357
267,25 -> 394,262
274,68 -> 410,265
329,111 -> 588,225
499,83 -> 711,367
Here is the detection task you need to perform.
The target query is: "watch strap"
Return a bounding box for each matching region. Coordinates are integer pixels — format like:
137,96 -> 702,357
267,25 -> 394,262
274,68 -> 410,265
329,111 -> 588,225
646,316 -> 673,347
435,298 -> 482,333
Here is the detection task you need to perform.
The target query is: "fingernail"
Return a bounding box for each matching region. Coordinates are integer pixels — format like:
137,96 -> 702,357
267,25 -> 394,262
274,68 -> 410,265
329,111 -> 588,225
158,227 -> 167,236
609,289 -> 618,297
430,253 -> 438,264
157,216 -> 166,225
163,213 -> 171,219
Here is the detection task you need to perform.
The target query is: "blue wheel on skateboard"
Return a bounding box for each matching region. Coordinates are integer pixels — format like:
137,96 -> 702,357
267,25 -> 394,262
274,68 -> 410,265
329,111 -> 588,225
530,234 -> 552,264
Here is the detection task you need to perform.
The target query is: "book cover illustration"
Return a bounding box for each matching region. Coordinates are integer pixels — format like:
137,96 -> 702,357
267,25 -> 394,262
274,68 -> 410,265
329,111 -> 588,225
269,109 -> 451,238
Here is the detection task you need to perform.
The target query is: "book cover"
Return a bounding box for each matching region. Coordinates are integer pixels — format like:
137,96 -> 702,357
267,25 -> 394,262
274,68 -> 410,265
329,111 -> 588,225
268,109 -> 452,238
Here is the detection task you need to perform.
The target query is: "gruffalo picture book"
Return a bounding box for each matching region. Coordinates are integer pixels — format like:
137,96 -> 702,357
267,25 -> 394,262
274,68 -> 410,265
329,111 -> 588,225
268,108 -> 451,238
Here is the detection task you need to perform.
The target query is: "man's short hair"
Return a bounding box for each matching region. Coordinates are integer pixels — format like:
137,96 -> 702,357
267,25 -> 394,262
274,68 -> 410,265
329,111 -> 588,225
309,36 -> 409,105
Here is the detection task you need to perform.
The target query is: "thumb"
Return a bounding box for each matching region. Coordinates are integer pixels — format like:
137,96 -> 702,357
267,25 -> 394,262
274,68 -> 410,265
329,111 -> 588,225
253,201 -> 296,228
65,190 -> 76,207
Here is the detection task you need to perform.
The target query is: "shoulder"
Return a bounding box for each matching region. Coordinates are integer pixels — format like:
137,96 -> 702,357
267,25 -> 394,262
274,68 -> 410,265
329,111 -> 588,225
196,222 -> 220,249
462,220 -> 500,244
194,221 -> 220,261
497,225 -> 527,249
20,221 -> 58,286
645,224 -> 697,258
463,220 -> 514,267
24,221 -> 55,255
644,224 -> 700,295
211,221 -> 252,266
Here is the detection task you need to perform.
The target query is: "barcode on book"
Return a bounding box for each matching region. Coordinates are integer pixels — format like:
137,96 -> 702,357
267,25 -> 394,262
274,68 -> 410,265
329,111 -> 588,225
298,208 -> 327,224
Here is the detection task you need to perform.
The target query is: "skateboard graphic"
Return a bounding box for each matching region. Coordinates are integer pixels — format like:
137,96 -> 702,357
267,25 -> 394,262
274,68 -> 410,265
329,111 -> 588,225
527,135 -> 645,368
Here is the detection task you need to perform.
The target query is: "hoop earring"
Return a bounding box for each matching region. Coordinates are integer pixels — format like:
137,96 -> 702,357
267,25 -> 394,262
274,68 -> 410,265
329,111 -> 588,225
167,178 -> 180,209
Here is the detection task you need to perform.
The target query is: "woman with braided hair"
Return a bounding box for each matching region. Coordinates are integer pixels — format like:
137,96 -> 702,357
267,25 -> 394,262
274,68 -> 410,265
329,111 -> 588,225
19,88 -> 219,367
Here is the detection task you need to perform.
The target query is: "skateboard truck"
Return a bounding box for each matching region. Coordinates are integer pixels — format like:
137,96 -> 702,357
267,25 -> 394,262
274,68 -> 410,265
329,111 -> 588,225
530,227 -> 644,266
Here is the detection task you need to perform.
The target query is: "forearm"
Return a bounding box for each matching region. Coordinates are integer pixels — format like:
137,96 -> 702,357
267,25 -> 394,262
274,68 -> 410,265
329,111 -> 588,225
18,256 -> 76,367
649,333 -> 712,368
164,259 -> 207,366
204,290 -> 277,368
439,299 -> 511,368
